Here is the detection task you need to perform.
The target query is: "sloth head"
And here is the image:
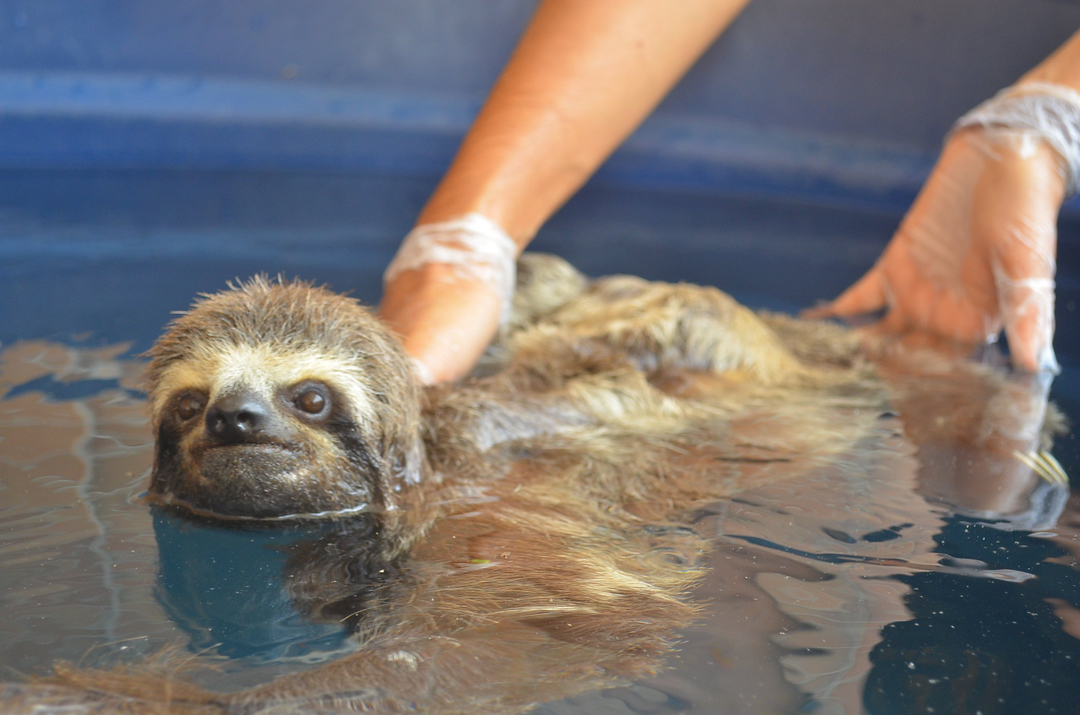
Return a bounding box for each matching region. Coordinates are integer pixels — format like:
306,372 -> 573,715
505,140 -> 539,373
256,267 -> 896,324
144,277 -> 425,521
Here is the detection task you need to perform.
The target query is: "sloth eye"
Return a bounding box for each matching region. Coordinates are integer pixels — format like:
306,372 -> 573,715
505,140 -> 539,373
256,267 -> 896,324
176,393 -> 205,421
297,389 -> 325,414
284,381 -> 333,420
295,387 -> 328,415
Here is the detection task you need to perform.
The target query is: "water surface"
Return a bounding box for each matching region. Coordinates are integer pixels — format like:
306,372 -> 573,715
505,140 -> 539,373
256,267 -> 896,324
1,169 -> 1078,714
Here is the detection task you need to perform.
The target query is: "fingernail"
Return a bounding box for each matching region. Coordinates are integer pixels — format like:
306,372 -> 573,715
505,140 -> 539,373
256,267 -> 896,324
1036,343 -> 1061,374
409,356 -> 437,386
801,302 -> 831,319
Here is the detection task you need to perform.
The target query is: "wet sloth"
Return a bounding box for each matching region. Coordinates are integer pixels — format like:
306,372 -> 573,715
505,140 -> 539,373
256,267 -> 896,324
143,255 -> 879,551
144,277 -> 425,527
4,255 -> 898,713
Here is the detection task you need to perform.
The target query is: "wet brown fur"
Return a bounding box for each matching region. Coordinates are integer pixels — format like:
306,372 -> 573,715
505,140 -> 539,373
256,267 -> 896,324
3,255 -> 903,713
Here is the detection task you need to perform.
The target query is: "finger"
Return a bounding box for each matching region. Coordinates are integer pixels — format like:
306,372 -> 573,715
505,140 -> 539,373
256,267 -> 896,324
802,265 -> 887,319
974,138 -> 1063,372
985,217 -> 1058,373
998,271 -> 1057,372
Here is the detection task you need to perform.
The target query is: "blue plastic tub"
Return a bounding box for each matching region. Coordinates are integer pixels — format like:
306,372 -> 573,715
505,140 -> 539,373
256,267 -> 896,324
1,3 -> 1078,713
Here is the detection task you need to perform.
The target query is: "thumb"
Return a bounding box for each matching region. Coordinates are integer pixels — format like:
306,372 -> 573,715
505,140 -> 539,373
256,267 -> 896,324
803,264 -> 887,319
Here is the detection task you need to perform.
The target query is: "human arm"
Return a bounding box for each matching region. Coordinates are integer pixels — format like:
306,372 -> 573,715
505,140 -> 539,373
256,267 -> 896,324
807,29 -> 1080,372
379,0 -> 753,383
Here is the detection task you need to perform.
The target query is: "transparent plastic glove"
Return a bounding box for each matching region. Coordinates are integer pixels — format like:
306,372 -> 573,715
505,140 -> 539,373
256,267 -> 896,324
807,91 -> 1072,372
379,214 -> 518,385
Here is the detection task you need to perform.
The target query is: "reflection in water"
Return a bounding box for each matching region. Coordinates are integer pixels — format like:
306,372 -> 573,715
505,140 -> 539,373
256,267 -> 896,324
152,511 -> 384,662
0,338 -> 1077,713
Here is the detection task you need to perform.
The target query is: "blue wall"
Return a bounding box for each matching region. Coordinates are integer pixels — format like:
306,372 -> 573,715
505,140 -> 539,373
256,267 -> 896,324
0,1 -> 1078,211
0,1 -> 1078,396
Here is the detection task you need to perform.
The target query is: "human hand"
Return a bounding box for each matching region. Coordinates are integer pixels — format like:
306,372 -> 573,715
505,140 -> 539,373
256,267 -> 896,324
379,264 -> 503,385
807,108 -> 1068,372
378,214 -> 518,385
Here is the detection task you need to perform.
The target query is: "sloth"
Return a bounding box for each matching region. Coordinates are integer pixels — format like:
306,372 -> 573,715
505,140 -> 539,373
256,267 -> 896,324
4,254 -> 1057,714
142,253 -> 878,540
143,271 -> 426,526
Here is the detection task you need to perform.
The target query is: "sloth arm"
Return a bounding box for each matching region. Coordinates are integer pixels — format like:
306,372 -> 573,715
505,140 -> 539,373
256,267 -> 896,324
379,0 -> 752,383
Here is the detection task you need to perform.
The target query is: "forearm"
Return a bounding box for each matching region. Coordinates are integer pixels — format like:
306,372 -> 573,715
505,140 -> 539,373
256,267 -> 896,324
1020,28 -> 1080,92
418,0 -> 752,245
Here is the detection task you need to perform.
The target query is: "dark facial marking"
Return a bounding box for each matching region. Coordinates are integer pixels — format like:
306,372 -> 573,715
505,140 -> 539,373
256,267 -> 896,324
324,418 -> 384,508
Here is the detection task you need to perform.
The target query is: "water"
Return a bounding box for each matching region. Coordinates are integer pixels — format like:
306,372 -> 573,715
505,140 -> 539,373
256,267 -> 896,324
0,169 -> 1078,714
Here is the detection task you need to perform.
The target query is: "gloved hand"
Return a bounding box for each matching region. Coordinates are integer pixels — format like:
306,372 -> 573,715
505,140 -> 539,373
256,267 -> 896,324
378,214 -> 517,385
808,83 -> 1077,373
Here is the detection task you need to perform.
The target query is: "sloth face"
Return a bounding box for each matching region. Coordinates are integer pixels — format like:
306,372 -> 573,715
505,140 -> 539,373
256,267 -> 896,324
150,344 -> 378,519
145,278 -> 424,521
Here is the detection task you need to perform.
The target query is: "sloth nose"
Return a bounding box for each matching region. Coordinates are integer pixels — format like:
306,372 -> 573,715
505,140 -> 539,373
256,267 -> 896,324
205,392 -> 271,444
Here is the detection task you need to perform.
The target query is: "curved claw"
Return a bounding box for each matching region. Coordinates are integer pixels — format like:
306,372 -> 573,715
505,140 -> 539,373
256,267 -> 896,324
1014,450 -> 1070,486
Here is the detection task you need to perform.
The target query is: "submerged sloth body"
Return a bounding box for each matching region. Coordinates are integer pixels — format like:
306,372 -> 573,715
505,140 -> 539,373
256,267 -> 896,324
4,255 -> 892,713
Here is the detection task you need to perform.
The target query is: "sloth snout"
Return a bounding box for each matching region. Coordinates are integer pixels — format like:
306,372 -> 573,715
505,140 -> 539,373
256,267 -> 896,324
205,391 -> 275,444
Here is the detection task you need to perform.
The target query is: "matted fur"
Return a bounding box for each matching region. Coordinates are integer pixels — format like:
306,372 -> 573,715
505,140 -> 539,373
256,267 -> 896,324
5,255 -> 914,714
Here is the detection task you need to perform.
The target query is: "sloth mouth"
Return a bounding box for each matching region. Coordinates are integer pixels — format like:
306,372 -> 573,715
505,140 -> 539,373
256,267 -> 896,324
197,442 -> 303,471
151,437 -> 371,521
194,442 -> 307,488
195,442 -> 305,469
150,495 -> 373,522
202,441 -> 297,454
158,444 -> 331,520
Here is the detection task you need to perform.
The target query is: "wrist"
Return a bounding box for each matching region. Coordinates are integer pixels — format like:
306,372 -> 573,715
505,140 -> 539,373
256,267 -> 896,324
385,214 -> 519,325
415,146 -> 582,245
952,82 -> 1080,199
